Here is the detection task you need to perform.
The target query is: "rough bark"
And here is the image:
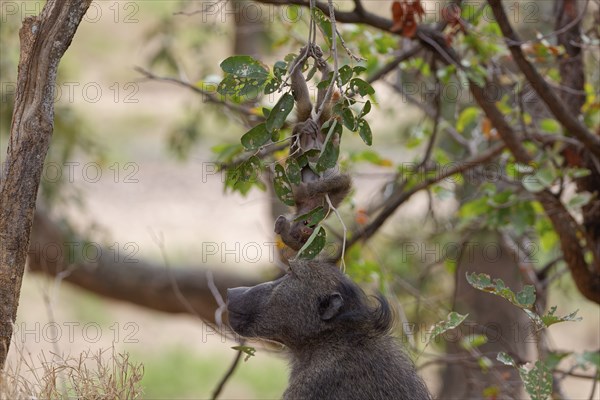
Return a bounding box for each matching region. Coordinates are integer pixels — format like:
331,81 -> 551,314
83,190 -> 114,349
27,211 -> 265,321
554,0 -> 600,278
554,0 -> 586,114
0,0 -> 92,369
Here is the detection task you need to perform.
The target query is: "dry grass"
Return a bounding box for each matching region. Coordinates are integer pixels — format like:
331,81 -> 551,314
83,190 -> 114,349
1,345 -> 144,399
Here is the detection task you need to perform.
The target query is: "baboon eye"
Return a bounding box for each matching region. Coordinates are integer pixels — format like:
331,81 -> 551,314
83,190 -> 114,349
303,220 -> 308,225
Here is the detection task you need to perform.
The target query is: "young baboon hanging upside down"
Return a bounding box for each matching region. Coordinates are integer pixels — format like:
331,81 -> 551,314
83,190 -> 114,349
227,260 -> 431,400
274,44 -> 352,252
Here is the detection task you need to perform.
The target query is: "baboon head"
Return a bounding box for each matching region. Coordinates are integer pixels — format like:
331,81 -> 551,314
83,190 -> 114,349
226,260 -> 391,349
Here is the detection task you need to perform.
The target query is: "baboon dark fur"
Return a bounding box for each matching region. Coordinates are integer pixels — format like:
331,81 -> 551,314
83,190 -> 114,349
227,260 -> 431,400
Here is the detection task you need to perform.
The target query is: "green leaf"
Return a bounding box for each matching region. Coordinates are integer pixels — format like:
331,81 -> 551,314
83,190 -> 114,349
540,306 -> 581,327
353,65 -> 367,75
579,351 -> 600,369
219,56 -> 270,98
239,156 -> 262,183
273,164 -> 295,206
497,352 -> 516,367
296,149 -> 320,168
312,8 -> 333,47
357,119 -> 373,146
569,168 -> 591,178
515,286 -> 536,308
266,93 -> 294,132
294,206 -> 327,227
341,107 -> 356,130
545,351 -> 570,370
211,143 -> 243,162
426,312 -> 468,345
523,164 -> 558,193
536,166 -> 556,187
226,156 -> 265,195
350,150 -> 391,166
217,75 -> 241,95
220,56 -> 269,79
297,226 -> 326,259
316,122 -> 341,172
231,345 -> 256,362
498,354 -> 553,400
540,119 -> 561,134
460,334 -> 488,351
465,65 -> 487,87
358,100 -> 372,119
264,77 -> 281,95
339,65 -> 353,85
567,192 -> 592,209
522,175 -> 546,193
466,272 -> 536,309
286,158 -> 301,185
240,123 -> 270,150
348,78 -> 375,96
273,60 -> 287,79
520,361 -> 552,400
456,107 -> 480,133
459,197 -> 490,219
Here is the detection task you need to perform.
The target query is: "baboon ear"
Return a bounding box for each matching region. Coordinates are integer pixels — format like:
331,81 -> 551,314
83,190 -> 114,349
319,292 -> 343,321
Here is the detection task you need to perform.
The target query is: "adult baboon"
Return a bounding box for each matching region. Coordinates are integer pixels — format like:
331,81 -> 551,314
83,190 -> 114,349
227,260 -> 431,400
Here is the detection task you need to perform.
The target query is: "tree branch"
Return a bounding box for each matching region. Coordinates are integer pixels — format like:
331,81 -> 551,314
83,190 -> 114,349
0,0 -> 92,370
135,67 -> 257,119
470,76 -> 600,304
338,143 -> 506,258
250,0 -> 600,303
27,212 -> 264,322
487,0 -> 600,159
367,45 -> 422,84
259,0 -> 392,30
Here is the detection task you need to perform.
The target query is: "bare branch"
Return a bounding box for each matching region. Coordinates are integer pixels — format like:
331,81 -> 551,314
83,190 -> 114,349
135,67 -> 257,119
27,211 -> 264,322
211,344 -> 245,400
367,46 -> 423,84
337,143 -> 506,258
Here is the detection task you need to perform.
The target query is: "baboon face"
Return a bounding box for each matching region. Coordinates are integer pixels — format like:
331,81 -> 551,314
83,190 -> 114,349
226,260 -> 390,348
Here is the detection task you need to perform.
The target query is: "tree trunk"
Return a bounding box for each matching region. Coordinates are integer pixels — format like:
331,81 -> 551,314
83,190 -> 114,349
439,234 -> 531,399
0,0 -> 92,369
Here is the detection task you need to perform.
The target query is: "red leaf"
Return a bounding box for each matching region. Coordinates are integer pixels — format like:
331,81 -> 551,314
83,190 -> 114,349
391,0 -> 424,37
391,1 -> 404,32
403,17 -> 418,38
407,0 -> 425,20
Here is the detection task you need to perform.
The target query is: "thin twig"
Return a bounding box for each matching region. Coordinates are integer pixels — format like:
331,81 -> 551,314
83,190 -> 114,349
367,45 -> 422,84
325,193 -> 347,271
315,0 -> 340,122
417,61 -> 441,170
210,341 -> 246,400
336,143 -> 506,259
135,66 -> 256,118
207,270 -> 227,328
588,368 -> 598,400
148,229 -> 202,319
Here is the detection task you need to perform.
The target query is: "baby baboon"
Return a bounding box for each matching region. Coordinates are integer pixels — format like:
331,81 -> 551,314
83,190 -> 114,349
275,45 -> 352,251
227,260 -> 431,400
274,173 -> 351,251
